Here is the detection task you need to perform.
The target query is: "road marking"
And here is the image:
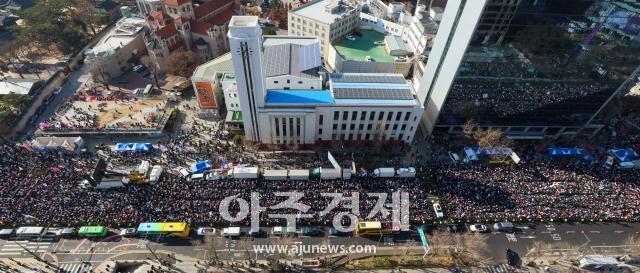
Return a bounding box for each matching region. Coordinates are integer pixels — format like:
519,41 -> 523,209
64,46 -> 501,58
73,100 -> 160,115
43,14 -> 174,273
519,236 -> 536,239
614,230 -> 624,234
107,243 -> 138,253
72,239 -> 87,254
566,231 -> 576,234
589,231 -> 600,234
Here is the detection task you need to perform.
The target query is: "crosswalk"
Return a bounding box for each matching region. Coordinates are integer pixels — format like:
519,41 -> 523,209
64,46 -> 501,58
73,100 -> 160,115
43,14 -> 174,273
484,264 -> 521,273
0,237 -> 55,256
56,263 -> 93,273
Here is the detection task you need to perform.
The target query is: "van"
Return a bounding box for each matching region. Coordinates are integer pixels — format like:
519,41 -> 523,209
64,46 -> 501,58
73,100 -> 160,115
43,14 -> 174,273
221,227 -> 241,237
271,226 -> 293,236
433,203 -> 444,218
493,222 -> 514,232
178,167 -> 190,177
189,173 -> 204,181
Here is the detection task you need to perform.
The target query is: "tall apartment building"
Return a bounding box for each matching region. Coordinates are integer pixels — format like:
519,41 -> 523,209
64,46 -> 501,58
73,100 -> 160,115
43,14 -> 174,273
288,0 -> 360,57
228,16 -> 423,145
426,0 -> 522,45
416,0 -> 489,135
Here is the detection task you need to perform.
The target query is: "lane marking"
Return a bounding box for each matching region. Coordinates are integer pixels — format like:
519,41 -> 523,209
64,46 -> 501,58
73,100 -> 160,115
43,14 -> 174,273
589,231 -> 600,234
614,231 -> 624,234
0,252 -> 22,255
107,243 -> 138,253
566,231 -> 576,234
71,239 -> 87,254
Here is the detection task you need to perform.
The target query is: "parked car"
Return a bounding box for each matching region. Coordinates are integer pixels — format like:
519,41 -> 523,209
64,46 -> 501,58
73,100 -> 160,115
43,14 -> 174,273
248,227 -> 266,237
0,228 -> 14,238
433,202 -> 444,218
196,227 -> 216,236
345,35 -> 355,41
469,224 -> 488,233
53,87 -> 63,95
132,65 -> 145,72
300,227 -> 323,237
120,228 -> 137,237
493,222 -> 514,232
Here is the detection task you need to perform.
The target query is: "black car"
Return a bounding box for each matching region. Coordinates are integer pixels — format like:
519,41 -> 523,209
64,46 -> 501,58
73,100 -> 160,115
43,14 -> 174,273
447,224 -> 466,233
300,227 -> 323,237
248,228 -> 266,237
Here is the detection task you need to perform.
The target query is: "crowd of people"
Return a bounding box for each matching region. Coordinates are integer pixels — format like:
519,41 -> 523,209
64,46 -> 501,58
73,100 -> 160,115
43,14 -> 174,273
442,79 -> 610,117
436,160 -> 640,222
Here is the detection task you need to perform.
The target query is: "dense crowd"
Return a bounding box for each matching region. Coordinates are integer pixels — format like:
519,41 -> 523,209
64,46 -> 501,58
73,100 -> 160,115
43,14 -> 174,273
442,79 -> 608,117
436,161 -> 640,222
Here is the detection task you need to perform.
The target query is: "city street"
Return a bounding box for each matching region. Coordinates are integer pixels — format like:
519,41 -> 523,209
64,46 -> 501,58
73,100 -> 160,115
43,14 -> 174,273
0,222 -> 638,270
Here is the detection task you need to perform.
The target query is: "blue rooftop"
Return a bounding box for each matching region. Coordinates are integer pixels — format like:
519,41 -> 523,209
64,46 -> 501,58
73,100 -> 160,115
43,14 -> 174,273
265,90 -> 334,104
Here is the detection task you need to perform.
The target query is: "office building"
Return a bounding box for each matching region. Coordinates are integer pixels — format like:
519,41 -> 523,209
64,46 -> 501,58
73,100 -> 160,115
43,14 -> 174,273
227,16 -> 423,145
288,0 -> 360,57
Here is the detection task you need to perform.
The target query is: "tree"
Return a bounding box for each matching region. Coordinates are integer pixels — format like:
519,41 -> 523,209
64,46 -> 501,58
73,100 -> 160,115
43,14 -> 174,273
163,51 -> 199,78
463,119 -> 513,148
0,40 -> 27,79
140,55 -> 161,89
262,27 -> 276,35
245,4 -> 262,16
89,65 -> 112,90
514,25 -> 572,55
70,0 -> 110,35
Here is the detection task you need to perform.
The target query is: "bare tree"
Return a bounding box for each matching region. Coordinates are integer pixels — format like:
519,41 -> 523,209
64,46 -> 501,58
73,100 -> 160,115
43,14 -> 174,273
140,55 -> 161,89
245,4 -> 262,16
88,65 -> 111,90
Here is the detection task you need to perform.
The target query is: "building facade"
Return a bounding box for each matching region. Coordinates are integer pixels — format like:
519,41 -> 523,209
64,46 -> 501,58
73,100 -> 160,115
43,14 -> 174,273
141,0 -> 243,72
288,0 -> 360,57
228,16 -> 423,145
473,0 -> 522,45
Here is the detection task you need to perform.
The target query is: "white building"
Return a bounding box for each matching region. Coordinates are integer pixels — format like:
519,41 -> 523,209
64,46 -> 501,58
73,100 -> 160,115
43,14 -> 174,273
85,16 -> 147,79
288,0 -> 360,57
228,16 -> 423,145
416,0 -> 488,136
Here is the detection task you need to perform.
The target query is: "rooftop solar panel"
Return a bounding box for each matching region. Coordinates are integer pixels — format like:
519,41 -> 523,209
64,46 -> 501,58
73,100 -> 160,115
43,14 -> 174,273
333,87 -> 414,100
330,74 -> 407,84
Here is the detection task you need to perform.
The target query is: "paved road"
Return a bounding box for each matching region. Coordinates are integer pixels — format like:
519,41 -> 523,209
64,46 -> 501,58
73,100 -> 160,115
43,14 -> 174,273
0,222 -> 637,269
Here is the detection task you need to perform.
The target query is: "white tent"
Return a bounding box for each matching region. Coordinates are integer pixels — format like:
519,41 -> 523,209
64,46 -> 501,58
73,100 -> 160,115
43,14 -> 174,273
320,168 -> 341,180
263,169 -> 288,180
32,136 -> 84,152
288,169 -> 309,180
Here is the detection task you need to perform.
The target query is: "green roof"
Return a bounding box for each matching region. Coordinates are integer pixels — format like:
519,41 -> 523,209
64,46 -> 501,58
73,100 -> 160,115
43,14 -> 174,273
333,30 -> 396,62
232,111 -> 243,121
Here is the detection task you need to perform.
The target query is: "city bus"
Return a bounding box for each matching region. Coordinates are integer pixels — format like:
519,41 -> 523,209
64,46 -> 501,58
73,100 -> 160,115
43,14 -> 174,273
355,221 -> 399,236
15,226 -> 46,238
137,222 -> 190,238
77,226 -> 108,237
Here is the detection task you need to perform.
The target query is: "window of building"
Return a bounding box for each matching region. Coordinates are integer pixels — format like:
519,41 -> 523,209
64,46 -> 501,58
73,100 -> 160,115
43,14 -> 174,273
359,124 -> 364,130
296,118 -> 300,136
298,81 -> 303,84
334,111 -> 339,120
387,113 -> 393,121
341,124 -> 346,130
369,111 -> 375,120
274,81 -> 278,84
319,115 -> 323,125
396,113 -> 402,121
385,124 -> 390,130
360,111 -> 366,120
350,124 -> 355,130
399,134 -> 404,140
367,124 -> 372,130
378,112 -> 384,121
351,111 -> 356,120
333,124 -> 337,130
286,79 -> 290,84
318,129 -> 322,135
348,134 -> 353,140
343,111 -> 348,120
275,118 -> 280,136
405,112 -> 411,121
393,124 -> 398,130
401,124 -> 406,130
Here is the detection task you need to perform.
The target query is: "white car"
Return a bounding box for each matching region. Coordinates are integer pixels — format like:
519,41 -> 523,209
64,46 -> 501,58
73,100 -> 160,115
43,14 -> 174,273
120,228 -> 137,237
345,35 -> 355,41
132,65 -> 145,72
432,202 -> 444,218
365,56 -> 375,62
197,227 -> 216,236
53,87 -> 63,95
469,224 -> 488,233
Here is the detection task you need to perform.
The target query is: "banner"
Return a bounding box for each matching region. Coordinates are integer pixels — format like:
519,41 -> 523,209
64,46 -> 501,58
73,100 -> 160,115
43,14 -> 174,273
195,82 -> 217,109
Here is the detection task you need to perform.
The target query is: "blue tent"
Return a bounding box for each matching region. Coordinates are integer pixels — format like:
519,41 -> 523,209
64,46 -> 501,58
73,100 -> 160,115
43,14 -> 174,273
190,160 -> 212,174
610,148 -> 639,163
547,148 -> 585,157
114,143 -> 153,152
464,147 -> 480,162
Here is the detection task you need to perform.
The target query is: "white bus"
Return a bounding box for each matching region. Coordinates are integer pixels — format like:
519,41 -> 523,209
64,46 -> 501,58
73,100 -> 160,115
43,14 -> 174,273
15,226 -> 46,238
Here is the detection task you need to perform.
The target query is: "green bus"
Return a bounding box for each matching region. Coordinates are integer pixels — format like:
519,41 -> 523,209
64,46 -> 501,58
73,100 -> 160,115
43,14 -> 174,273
77,226 -> 108,237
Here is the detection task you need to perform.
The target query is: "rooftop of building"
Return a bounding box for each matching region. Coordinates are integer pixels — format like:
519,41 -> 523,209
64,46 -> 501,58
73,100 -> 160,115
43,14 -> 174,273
0,78 -> 41,95
91,16 -> 146,57
265,90 -> 335,104
328,72 -> 415,101
262,36 -> 322,79
192,52 -> 233,79
290,0 -> 357,25
333,30 -> 397,62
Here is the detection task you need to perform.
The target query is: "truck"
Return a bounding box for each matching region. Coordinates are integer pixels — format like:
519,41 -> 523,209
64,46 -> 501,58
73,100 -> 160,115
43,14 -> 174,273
373,168 -> 395,178
79,176 -> 127,190
148,165 -> 163,183
396,167 -> 416,178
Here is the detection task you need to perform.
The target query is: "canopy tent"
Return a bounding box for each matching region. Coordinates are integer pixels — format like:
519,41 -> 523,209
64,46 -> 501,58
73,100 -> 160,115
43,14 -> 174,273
114,143 -> 153,152
610,148 -> 639,163
547,148 -> 586,157
190,160 -> 212,174
31,137 -> 84,152
464,147 -> 517,163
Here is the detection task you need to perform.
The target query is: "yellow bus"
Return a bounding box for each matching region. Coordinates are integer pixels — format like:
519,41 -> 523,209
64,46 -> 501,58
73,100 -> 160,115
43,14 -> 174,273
137,222 -> 190,237
355,221 -> 398,236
